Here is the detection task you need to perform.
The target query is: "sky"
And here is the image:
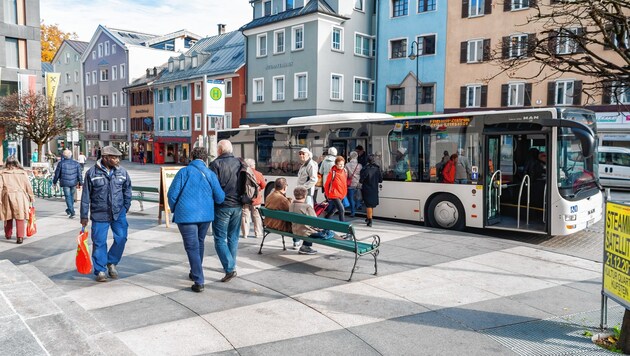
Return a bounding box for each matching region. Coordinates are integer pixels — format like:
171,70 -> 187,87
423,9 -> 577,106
40,0 -> 254,41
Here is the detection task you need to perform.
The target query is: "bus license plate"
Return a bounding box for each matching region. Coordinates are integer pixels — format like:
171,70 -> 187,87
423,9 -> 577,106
586,218 -> 595,227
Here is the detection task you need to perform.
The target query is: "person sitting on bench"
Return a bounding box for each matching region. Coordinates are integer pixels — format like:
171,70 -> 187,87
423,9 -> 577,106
263,178 -> 292,233
289,187 -> 320,255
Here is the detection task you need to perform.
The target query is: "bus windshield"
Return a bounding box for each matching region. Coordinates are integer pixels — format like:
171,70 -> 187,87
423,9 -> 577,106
556,127 -> 598,199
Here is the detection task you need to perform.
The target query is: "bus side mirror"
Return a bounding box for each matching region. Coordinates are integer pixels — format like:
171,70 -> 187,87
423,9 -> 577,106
571,127 -> 595,158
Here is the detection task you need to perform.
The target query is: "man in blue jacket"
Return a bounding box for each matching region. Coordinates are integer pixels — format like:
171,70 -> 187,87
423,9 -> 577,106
53,149 -> 83,218
80,146 -> 132,282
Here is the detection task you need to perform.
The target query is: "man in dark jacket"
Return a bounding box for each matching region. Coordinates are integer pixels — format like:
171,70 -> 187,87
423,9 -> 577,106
80,146 -> 132,283
53,149 -> 84,218
209,140 -> 243,283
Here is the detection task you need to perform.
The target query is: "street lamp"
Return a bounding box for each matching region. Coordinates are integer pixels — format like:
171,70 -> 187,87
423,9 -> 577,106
408,40 -> 421,117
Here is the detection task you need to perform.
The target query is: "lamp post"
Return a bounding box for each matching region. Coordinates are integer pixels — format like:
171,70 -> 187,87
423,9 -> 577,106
408,40 -> 420,117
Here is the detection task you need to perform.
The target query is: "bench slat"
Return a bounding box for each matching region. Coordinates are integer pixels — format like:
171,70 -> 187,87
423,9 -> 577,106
260,207 -> 353,234
264,228 -> 376,254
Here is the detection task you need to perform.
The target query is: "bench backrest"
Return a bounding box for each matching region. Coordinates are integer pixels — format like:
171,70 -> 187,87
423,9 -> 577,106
133,186 -> 159,193
260,207 -> 354,235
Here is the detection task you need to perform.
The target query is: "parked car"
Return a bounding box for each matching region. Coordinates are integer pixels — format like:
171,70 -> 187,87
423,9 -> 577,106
598,146 -> 630,189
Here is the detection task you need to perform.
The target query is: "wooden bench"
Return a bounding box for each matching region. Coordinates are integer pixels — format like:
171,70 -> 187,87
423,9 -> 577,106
258,207 -> 380,281
131,186 -> 160,211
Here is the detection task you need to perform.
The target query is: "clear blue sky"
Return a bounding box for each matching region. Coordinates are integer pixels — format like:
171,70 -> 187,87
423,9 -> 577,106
41,0 -> 253,41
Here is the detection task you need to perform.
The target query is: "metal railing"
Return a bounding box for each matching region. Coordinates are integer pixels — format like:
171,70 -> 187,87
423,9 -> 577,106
517,175 -> 530,228
31,178 -> 63,198
489,170 -> 502,215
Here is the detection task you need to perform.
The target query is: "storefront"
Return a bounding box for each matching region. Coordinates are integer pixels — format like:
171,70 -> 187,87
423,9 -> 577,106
132,133 -> 154,164
596,112 -> 630,149
153,137 -> 190,165
85,134 -> 100,159
110,134 -> 130,160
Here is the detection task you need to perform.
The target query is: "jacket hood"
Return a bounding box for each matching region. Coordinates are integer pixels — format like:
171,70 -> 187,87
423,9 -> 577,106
324,155 -> 336,162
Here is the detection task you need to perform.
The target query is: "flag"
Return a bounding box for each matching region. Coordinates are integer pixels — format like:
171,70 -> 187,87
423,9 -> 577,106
18,73 -> 36,94
45,72 -> 60,101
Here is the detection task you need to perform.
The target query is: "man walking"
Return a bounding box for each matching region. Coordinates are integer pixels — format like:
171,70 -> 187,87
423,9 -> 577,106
77,151 -> 87,170
209,140 -> 243,283
80,146 -> 132,282
296,147 -> 318,206
53,149 -> 83,218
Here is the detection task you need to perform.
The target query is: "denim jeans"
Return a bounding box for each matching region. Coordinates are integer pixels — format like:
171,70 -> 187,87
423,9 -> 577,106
212,207 -> 242,273
178,222 -> 211,285
347,188 -> 357,216
63,186 -> 77,216
455,179 -> 468,184
325,198 -> 345,222
91,211 -> 128,275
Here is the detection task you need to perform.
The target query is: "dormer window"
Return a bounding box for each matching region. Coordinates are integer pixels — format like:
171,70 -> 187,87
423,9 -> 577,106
192,56 -> 198,68
168,61 -> 174,72
179,60 -> 184,70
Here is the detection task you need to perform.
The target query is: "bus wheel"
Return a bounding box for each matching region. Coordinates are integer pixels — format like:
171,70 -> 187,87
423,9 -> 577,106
427,194 -> 465,231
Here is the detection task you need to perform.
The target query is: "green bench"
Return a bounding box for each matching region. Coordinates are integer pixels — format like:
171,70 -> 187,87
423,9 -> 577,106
131,186 -> 160,211
258,207 -> 380,281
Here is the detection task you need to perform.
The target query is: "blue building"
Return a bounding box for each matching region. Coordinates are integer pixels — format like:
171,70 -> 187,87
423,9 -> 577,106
376,0 -> 446,115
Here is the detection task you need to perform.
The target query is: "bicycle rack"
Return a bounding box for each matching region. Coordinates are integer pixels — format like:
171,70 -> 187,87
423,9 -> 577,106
517,175 -> 530,228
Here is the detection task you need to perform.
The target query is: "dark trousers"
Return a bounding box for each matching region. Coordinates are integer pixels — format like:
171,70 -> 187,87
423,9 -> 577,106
325,198 -> 345,222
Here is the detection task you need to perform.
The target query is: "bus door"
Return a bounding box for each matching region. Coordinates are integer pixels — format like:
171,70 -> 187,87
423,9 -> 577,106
486,135 -> 504,225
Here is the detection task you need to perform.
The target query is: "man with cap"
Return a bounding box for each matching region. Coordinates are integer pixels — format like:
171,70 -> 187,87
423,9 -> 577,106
80,145 -> 132,282
297,147 -> 318,206
53,149 -> 83,218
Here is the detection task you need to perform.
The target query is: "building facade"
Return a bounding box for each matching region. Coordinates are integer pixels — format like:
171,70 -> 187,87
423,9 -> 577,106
241,0 -> 376,124
376,0 -> 447,115
127,67 -> 160,164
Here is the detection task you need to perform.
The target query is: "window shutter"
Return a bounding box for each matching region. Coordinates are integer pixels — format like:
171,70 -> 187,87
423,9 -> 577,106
547,82 -> 555,105
460,86 -> 467,108
602,80 -> 612,104
462,0 -> 469,18
159,118 -> 164,131
573,80 -> 582,105
547,31 -> 557,55
179,116 -> 183,130
187,116 -> 190,129
503,0 -> 511,11
502,36 -> 510,59
483,39 -> 491,61
460,41 -> 468,63
575,27 -> 586,53
501,84 -> 509,106
481,85 -> 488,107
484,0 -> 492,14
527,34 -> 536,57
524,83 -> 532,106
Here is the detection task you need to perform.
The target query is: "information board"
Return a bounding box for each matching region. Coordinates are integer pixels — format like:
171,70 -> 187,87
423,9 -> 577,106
603,201 -> 630,309
159,166 -> 182,228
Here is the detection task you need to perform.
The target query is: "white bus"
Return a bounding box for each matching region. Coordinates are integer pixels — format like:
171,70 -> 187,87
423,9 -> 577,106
218,108 -> 602,236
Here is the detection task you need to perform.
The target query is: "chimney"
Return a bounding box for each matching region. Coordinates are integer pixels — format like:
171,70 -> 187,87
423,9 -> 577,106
153,67 -> 157,76
146,68 -> 150,77
218,24 -> 226,35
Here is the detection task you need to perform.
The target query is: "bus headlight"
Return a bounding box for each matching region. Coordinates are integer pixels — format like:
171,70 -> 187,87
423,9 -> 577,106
564,214 -> 577,221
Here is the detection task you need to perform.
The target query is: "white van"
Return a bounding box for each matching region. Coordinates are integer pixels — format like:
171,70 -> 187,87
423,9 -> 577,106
598,146 -> 630,189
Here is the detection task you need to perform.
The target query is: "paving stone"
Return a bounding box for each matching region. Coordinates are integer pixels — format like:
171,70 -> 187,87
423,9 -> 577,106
0,281 -> 61,319
18,264 -> 66,299
26,312 -> 102,356
88,331 -> 137,356
0,314 -> 47,356
0,259 -> 23,286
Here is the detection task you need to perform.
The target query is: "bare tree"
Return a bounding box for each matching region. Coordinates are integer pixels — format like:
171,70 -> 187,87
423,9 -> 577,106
0,91 -> 83,162
489,0 -> 629,107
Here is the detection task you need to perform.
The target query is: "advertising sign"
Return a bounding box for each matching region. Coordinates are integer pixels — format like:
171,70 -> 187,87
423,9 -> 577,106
159,166 -> 183,228
204,79 -> 225,116
602,201 -> 630,309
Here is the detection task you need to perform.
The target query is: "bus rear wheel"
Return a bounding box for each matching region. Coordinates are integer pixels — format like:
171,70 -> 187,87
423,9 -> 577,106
427,194 -> 465,231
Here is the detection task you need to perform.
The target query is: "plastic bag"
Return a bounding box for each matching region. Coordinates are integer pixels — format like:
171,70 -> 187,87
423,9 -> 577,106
75,227 -> 92,274
26,206 -> 37,237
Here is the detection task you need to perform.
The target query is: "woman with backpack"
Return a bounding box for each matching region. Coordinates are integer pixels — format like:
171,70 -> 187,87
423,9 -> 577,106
324,156 -> 348,222
345,151 -> 362,217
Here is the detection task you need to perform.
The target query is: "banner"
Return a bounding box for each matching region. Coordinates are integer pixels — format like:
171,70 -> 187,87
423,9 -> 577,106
45,72 -> 60,101
18,73 -> 36,94
602,201 -> 630,309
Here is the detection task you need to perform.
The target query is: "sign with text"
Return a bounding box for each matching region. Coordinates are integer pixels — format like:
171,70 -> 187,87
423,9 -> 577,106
204,80 -> 225,116
603,201 -> 630,309
159,166 -> 183,228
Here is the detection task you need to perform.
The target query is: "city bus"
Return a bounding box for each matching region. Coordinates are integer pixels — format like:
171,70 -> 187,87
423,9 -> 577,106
218,108 -> 602,236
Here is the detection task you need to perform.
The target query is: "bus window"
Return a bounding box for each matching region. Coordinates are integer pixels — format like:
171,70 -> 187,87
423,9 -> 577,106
385,125 -> 420,181
256,127 -> 290,175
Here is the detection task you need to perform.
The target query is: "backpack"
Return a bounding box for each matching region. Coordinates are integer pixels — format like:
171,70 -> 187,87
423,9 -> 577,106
239,159 -> 259,205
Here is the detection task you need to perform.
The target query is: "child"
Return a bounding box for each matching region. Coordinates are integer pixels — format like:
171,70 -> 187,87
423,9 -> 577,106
289,186 -> 319,255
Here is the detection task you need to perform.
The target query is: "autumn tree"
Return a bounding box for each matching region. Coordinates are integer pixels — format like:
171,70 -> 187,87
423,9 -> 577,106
489,0 -> 629,106
41,22 -> 78,63
0,91 -> 83,162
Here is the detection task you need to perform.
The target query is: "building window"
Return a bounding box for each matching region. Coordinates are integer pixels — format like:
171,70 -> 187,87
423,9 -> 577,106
92,95 -> 97,108
264,0 -> 271,16
510,0 -> 529,11
101,120 -> 109,132
74,71 -> 79,82
274,30 -> 285,54
555,80 -> 575,105
416,34 -> 436,55
158,117 -> 164,131
295,72 -> 307,99
257,34 -> 267,57
466,85 -> 482,107
112,92 -> 117,107
417,85 -> 434,105
168,87 -> 176,102
194,113 -> 202,130
610,82 -> 630,104
64,52 -> 70,63
225,79 -> 232,97
331,74 -> 343,100
75,94 -> 80,105
86,121 -> 90,132
98,43 -> 103,57
355,0 -> 363,11
4,37 -> 18,68
120,64 -> 126,79
332,27 -> 343,51
224,113 -> 233,129
92,71 -> 96,83
556,28 -> 581,55
467,39 -> 484,63
181,116 -> 190,131
157,89 -> 163,103
509,34 -> 528,58
112,44 -> 116,54
112,118 -> 117,133
355,33 -> 374,57
469,0 -> 484,17
120,118 -> 126,132
390,39 -> 407,59
179,59 -> 185,70
353,77 -> 371,102
100,69 -> 108,81
168,116 -> 176,131
182,84 -> 189,100
92,51 -> 96,60
86,98 -> 91,110
253,78 -> 264,102
112,65 -> 118,80
392,0 -> 408,17
286,0 -> 294,10
192,56 -> 198,68
508,83 -> 525,106
418,0 -> 436,12
273,76 -> 285,101
195,82 -> 202,100
100,95 -> 109,107
65,73 -> 70,84
4,0 -> 17,24
390,88 -> 405,105
292,26 -> 304,51
104,41 -> 110,56
86,73 -> 90,85
168,61 -> 174,72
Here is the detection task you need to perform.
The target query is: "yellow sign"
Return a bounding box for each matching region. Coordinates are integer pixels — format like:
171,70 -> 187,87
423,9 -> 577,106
210,87 -> 222,101
603,201 -> 630,308
159,166 -> 183,228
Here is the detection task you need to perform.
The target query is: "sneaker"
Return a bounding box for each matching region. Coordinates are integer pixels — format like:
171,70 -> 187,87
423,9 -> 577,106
106,263 -> 119,279
65,209 -> 71,216
221,271 -> 237,283
95,272 -> 107,282
188,272 -> 194,281
191,283 -> 204,293
298,246 -> 317,255
292,241 -> 301,250
69,215 -> 75,219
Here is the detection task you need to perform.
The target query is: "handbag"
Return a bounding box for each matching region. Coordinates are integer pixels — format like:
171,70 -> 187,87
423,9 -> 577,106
347,164 -> 359,187
75,227 -> 92,274
315,173 -> 323,187
26,205 -> 37,237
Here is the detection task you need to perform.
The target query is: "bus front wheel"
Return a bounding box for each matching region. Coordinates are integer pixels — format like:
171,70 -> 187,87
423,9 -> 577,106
427,194 -> 465,231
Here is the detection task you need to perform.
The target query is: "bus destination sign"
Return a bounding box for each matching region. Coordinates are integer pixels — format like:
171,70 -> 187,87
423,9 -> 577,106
603,201 -> 630,309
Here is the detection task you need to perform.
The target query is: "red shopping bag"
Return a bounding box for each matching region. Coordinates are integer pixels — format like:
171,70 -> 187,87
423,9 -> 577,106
76,227 -> 92,274
26,206 -> 37,237
314,201 -> 329,216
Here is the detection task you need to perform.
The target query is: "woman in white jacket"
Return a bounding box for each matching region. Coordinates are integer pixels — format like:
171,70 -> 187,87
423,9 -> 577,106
345,151 -> 362,217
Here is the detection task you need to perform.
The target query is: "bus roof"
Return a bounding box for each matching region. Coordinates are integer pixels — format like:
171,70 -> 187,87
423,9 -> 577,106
287,112 -> 394,125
